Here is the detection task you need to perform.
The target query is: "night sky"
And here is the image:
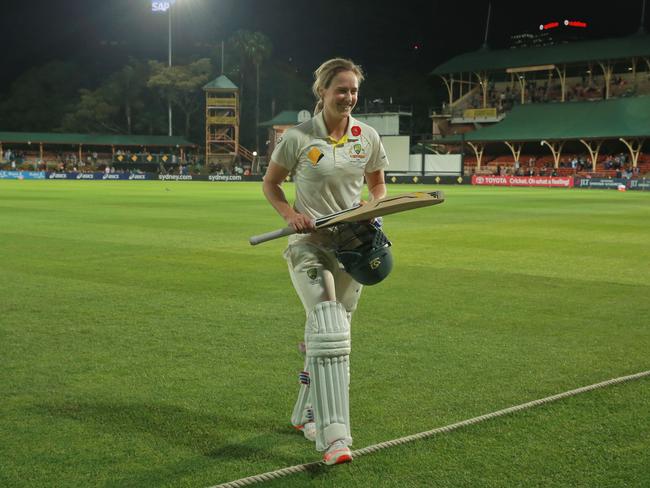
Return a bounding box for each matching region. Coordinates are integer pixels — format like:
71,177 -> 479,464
1,0 -> 647,92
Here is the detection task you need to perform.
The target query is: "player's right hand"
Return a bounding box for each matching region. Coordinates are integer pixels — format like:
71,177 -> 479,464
286,212 -> 315,233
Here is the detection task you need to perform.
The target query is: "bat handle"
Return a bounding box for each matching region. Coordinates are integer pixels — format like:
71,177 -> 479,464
249,225 -> 296,245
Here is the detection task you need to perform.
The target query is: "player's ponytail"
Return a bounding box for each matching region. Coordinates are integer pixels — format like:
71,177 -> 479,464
312,58 -> 364,115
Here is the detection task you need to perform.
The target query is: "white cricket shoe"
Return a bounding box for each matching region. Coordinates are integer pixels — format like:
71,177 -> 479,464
323,439 -> 352,465
294,421 -> 316,442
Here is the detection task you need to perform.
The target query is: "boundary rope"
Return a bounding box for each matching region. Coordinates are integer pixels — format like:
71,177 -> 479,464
208,369 -> 650,488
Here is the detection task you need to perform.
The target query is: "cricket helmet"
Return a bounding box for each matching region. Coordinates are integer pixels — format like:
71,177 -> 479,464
334,221 -> 393,286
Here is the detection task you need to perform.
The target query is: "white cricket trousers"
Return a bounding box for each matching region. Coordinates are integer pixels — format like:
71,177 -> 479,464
285,234 -> 360,448
284,234 -> 362,317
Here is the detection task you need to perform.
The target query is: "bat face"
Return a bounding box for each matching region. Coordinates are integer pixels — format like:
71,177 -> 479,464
249,190 -> 445,245
315,190 -> 444,228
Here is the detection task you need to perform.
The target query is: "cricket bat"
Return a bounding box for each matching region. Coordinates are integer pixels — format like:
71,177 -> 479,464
249,190 -> 445,245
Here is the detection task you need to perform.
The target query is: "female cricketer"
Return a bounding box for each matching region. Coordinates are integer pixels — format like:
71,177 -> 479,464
262,58 -> 389,465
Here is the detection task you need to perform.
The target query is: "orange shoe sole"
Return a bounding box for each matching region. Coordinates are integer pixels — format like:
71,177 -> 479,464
323,448 -> 352,465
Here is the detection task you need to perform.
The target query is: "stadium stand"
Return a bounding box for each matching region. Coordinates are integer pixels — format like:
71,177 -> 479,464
0,132 -> 196,172
430,33 -> 650,177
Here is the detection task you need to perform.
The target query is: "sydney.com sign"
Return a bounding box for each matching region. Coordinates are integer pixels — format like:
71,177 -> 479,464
152,1 -> 175,12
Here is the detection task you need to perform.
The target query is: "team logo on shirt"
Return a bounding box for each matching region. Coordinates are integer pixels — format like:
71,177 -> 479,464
348,141 -> 367,159
307,147 -> 324,166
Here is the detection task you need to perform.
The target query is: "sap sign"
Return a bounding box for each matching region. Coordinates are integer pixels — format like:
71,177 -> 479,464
152,1 -> 175,12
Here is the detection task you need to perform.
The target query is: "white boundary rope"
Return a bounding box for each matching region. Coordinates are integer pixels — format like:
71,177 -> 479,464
208,370 -> 650,488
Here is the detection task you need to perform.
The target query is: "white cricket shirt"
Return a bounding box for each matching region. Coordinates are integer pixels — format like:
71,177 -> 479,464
270,112 -> 389,220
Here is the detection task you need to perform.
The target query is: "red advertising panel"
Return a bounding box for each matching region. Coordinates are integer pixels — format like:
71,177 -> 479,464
472,175 -> 574,188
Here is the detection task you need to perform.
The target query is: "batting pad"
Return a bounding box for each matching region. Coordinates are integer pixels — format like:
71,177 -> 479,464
306,301 -> 352,451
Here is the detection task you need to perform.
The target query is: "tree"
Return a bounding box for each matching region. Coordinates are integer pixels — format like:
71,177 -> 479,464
113,59 -> 150,134
229,30 -> 253,104
61,59 -> 162,135
248,32 -> 272,152
229,30 -> 272,151
147,58 -> 212,138
61,87 -> 122,133
0,61 -> 84,131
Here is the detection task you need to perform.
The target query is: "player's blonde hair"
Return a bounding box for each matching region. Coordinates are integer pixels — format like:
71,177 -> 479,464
312,58 -> 364,114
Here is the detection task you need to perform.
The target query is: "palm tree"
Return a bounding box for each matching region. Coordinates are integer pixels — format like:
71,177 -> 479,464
248,32 -> 272,153
229,30 -> 253,103
229,30 -> 272,152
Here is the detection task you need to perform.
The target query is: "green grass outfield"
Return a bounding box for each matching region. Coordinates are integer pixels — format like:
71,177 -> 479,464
1,180 -> 649,488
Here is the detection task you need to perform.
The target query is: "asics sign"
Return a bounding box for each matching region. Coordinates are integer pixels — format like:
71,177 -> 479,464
152,1 -> 175,12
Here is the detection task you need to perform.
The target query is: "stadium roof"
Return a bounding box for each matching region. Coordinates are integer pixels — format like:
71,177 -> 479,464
0,132 -> 196,147
203,75 -> 238,90
259,110 -> 300,127
436,96 -> 650,144
431,34 -> 650,75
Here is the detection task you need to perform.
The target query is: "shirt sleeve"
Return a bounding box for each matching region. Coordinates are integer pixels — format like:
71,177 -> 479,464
270,130 -> 301,172
365,130 -> 389,173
